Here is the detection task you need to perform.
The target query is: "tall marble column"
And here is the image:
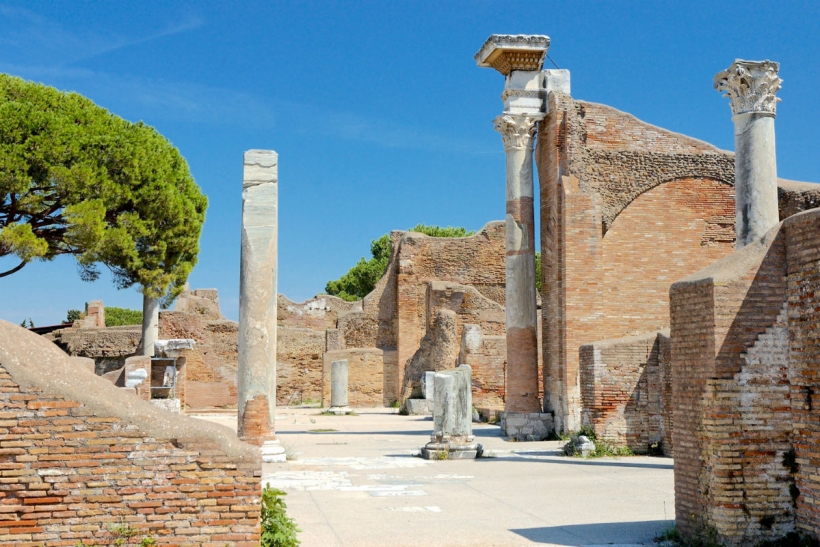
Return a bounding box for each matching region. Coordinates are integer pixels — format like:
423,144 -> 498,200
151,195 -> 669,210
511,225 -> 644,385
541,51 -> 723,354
714,60 -> 782,248
476,35 -> 549,416
141,294 -> 159,357
238,149 -> 285,461
494,113 -> 541,413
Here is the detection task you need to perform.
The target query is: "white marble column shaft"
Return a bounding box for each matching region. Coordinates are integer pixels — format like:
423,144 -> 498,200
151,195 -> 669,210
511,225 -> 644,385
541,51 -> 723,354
237,150 -> 284,461
715,59 -> 782,248
494,114 -> 541,414
141,294 -> 159,357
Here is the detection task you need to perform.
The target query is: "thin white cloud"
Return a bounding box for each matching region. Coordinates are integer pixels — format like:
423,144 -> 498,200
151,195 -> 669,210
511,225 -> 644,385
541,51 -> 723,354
0,5 -> 491,153
0,4 -> 203,67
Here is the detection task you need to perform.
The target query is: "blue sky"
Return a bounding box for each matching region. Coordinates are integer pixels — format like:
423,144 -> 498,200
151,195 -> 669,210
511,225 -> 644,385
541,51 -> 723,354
0,1 -> 818,325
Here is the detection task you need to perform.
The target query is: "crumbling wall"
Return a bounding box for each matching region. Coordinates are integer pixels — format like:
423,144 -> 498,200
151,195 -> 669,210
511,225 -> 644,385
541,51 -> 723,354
579,331 -> 669,454
0,320 -> 261,546
394,222 -> 506,404
670,225 -> 793,546
277,326 -> 325,405
278,294 -> 361,330
401,309 -> 459,401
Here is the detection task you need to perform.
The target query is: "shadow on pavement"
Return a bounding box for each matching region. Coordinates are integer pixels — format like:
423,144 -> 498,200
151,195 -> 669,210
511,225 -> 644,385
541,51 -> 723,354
479,455 -> 673,470
510,519 -> 673,545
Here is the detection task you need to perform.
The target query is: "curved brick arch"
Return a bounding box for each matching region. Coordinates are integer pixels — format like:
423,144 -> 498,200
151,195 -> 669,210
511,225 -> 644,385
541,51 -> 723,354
600,177 -> 736,338
589,154 -> 736,235
603,173 -> 735,236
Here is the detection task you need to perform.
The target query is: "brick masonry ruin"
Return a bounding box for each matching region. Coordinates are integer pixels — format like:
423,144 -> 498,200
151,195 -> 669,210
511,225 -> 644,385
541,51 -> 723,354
0,320 -> 261,546
670,208 -> 820,545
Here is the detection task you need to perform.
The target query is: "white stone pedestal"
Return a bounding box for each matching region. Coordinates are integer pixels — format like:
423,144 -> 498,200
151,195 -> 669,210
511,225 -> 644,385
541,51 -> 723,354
327,406 -> 352,415
261,440 -> 287,463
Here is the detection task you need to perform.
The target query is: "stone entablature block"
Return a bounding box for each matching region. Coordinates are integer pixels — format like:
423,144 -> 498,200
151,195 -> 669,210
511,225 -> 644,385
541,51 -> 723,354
475,34 -> 550,75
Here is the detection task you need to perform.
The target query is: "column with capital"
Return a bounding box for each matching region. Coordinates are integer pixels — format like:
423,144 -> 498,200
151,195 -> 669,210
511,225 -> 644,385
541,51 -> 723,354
477,35 -> 557,438
494,113 -> 541,414
715,60 -> 782,248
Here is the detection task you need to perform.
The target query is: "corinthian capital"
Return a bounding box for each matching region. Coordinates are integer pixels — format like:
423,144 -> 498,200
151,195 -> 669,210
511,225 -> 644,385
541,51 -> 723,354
714,59 -> 782,116
494,114 -> 540,150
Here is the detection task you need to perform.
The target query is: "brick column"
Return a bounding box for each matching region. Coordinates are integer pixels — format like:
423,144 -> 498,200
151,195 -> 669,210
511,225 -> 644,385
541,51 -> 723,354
238,149 -> 285,462
714,59 -> 782,248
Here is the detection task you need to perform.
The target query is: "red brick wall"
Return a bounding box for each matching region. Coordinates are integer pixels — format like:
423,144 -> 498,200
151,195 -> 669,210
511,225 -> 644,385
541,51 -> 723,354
394,223 -> 506,404
670,229 -> 792,545
579,331 -> 667,453
536,92 -> 737,432
784,210 -> 820,536
0,326 -> 262,547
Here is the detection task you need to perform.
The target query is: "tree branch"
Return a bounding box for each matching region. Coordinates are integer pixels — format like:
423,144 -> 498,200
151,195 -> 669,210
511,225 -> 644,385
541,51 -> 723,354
0,260 -> 28,278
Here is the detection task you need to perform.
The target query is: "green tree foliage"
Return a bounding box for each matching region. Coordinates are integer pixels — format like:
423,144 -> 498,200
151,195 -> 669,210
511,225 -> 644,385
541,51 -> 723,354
65,309 -> 82,323
260,484 -> 300,547
105,306 -> 142,326
535,251 -> 542,292
0,74 -> 207,302
325,224 -> 475,301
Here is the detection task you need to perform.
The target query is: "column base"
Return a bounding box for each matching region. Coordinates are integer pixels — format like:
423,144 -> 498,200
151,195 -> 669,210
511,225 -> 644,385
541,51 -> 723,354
500,412 -> 554,441
421,441 -> 483,460
261,440 -> 287,463
327,406 -> 352,415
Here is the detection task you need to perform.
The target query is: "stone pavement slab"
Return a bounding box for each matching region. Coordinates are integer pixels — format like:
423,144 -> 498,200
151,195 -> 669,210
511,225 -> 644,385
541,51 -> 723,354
192,408 -> 674,547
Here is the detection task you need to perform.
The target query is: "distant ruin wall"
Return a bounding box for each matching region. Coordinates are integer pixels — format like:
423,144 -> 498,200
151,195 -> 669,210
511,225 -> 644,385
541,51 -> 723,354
0,322 -> 261,546
322,348 -> 393,407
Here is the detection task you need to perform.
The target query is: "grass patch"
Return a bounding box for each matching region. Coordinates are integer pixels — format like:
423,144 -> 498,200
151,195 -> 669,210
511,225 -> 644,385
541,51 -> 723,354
308,428 -> 338,433
562,426 -> 633,458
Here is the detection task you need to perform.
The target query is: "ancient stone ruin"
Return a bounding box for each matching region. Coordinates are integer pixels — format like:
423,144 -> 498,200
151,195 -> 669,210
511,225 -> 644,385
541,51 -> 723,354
0,320 -> 261,545
11,32 -> 820,547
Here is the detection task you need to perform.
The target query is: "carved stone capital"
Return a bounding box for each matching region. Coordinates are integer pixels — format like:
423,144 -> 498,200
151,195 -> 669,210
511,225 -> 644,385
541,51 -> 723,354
494,114 -> 540,150
714,59 -> 782,116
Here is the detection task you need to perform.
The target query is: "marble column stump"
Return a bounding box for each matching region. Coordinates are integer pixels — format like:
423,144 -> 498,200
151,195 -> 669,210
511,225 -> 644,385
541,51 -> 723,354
421,365 -> 482,460
237,149 -> 285,462
140,294 -> 159,357
328,359 -> 352,415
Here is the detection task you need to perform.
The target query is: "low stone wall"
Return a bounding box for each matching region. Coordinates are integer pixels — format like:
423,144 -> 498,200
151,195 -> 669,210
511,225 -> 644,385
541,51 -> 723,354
0,321 -> 262,546
579,331 -> 670,454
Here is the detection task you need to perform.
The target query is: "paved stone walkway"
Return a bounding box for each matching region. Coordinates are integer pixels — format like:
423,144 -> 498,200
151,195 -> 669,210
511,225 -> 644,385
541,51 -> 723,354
193,408 -> 674,547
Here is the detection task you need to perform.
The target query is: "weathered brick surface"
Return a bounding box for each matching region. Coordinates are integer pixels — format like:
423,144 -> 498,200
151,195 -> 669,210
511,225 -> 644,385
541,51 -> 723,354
458,325 -> 505,410
784,209 -> 820,537
670,223 -> 800,545
0,322 -> 262,546
536,92 -> 738,432
276,327 -> 325,406
393,223 -> 506,404
580,331 -> 668,453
